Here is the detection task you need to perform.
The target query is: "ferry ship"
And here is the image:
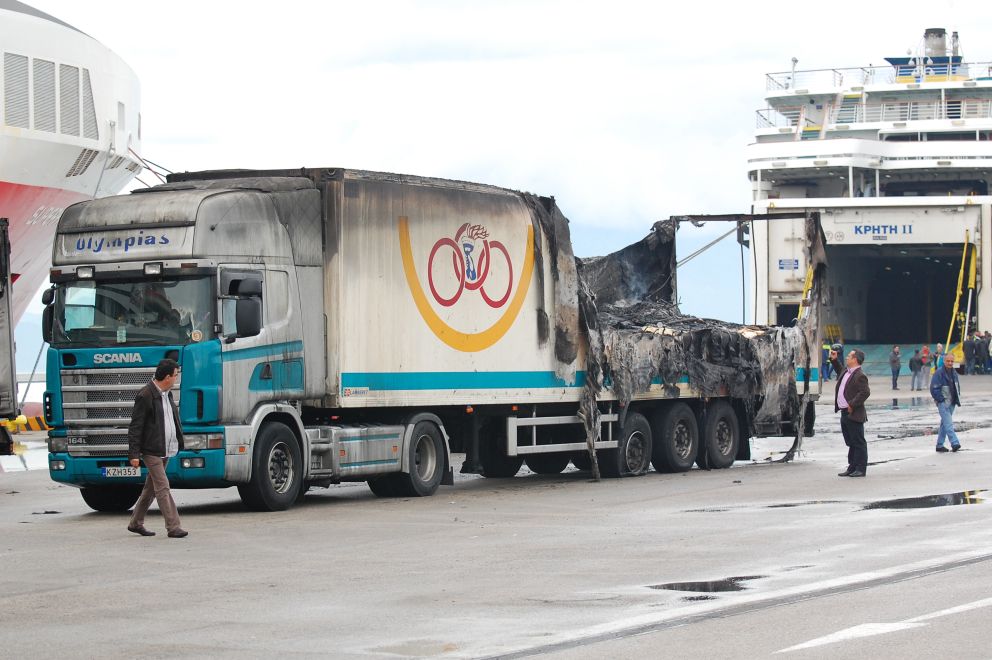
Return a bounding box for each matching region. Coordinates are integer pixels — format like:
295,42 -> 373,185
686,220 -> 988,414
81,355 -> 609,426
0,0 -> 141,323
747,28 -> 991,347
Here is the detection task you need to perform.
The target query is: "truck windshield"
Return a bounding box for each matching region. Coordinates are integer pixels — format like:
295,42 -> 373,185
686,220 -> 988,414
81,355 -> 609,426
50,276 -> 215,347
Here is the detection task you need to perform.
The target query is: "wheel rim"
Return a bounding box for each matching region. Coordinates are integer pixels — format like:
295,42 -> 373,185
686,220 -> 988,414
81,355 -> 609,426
267,441 -> 295,495
413,433 -> 438,482
715,420 -> 734,457
625,430 -> 648,471
673,421 -> 693,459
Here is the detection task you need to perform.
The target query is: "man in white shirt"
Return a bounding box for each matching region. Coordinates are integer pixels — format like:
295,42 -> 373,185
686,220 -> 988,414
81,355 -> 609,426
126,358 -> 188,538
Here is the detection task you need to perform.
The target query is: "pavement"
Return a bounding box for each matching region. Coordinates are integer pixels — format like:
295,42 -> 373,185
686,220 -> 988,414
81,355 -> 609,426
1,374 -> 990,658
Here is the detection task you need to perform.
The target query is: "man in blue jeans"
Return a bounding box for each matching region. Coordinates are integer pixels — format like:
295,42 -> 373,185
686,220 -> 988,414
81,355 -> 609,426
930,353 -> 962,453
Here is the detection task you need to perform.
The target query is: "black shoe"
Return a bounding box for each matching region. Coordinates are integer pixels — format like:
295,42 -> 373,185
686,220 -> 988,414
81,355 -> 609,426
847,470 -> 866,477
936,446 -> 950,453
952,445 -> 962,452
838,469 -> 853,477
127,525 -> 155,537
167,528 -> 189,538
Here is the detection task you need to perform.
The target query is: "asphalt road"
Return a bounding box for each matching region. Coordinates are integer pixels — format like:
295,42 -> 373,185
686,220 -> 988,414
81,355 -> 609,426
1,376 -> 991,659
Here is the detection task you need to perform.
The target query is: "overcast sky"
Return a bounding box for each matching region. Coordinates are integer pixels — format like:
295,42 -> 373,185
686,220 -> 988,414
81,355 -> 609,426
17,0 -> 987,359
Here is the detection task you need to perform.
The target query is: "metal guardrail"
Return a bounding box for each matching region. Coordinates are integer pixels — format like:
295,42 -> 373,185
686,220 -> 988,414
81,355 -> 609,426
756,98 -> 992,129
765,61 -> 992,91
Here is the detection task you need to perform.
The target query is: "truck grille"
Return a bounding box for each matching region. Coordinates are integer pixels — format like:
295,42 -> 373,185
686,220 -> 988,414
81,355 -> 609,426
61,368 -> 180,456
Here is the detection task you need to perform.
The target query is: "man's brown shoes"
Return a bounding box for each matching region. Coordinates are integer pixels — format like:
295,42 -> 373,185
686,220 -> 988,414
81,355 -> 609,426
127,525 -> 155,537
167,528 -> 189,538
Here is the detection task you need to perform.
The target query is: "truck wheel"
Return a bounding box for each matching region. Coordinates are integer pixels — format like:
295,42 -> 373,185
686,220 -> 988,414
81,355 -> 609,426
524,452 -> 571,475
237,422 -> 302,511
80,486 -> 142,512
479,426 -> 522,478
570,451 -> 592,471
367,474 -> 403,497
600,412 -> 652,478
394,421 -> 445,497
650,403 -> 698,473
700,401 -> 739,469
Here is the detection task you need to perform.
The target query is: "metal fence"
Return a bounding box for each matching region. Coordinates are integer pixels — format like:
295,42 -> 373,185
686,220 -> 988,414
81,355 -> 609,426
766,62 -> 992,91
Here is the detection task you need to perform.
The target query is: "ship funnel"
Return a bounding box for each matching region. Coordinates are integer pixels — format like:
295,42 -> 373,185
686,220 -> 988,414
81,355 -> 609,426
924,27 -> 947,58
951,31 -> 960,57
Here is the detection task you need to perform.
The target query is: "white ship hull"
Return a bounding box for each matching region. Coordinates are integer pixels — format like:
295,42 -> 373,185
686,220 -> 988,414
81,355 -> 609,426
1,1 -> 141,322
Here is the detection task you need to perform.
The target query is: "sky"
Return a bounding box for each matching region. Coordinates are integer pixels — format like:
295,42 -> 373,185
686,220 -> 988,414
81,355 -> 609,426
14,0 -> 988,377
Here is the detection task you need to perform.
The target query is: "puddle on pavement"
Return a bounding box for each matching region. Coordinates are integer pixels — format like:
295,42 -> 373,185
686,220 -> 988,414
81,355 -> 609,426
765,500 -> 842,508
862,489 -> 987,510
0,441 -> 49,473
649,575 -> 766,592
874,397 -> 933,410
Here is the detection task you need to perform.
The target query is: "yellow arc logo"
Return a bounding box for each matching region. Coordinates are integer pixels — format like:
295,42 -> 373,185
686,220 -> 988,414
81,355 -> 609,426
398,215 -> 534,352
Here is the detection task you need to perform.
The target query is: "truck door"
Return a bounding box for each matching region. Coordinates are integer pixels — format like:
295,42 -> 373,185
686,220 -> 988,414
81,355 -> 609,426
218,266 -> 304,422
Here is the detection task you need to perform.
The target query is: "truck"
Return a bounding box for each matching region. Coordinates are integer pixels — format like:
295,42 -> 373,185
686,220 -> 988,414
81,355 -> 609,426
0,219 -> 17,456
42,168 -> 823,511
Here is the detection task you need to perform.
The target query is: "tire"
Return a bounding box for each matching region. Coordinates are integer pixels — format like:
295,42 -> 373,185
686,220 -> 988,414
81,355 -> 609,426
479,424 -> 523,478
367,474 -> 403,497
650,403 -> 699,473
571,451 -> 592,471
238,422 -> 303,511
393,421 -> 446,497
80,485 -> 142,512
524,452 -> 571,475
599,411 -> 652,478
700,401 -> 740,469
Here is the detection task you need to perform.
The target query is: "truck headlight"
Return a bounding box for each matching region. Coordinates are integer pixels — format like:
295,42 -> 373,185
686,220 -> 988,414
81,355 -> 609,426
183,434 -> 223,450
49,437 -> 68,453
50,460 -> 66,471
180,457 -> 205,469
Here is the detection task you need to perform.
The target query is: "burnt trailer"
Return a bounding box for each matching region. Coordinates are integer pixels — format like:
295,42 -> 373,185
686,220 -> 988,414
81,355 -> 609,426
42,168 -> 824,512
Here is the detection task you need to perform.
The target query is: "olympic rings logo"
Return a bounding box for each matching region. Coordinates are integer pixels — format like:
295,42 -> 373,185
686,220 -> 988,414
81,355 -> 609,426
398,216 -> 534,353
427,223 -> 513,308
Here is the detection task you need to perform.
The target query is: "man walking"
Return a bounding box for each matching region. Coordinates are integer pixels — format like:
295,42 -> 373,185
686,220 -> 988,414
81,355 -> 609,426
909,349 -> 924,391
127,358 -> 188,538
930,353 -> 963,453
831,348 -> 871,477
888,345 -> 901,389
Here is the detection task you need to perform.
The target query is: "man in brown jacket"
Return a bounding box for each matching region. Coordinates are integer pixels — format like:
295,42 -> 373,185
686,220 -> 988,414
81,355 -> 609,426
830,348 -> 871,477
126,358 -> 188,538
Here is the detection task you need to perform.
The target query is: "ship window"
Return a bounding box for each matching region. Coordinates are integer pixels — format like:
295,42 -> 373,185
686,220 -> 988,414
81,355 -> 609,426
82,69 -> 98,140
59,64 -> 80,136
923,132 -> 974,141
33,59 -> 56,132
3,53 -> 29,128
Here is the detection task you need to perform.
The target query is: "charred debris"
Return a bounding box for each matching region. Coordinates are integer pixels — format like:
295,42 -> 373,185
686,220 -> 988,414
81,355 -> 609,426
525,197 -> 826,474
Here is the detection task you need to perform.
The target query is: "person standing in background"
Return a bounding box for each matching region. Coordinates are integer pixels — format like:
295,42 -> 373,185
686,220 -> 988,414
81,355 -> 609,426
909,349 -> 924,391
889,345 -> 901,390
963,332 -> 977,375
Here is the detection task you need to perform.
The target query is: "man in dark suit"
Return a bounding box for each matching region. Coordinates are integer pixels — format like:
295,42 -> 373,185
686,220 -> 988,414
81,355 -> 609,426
126,358 -> 188,538
830,348 -> 871,477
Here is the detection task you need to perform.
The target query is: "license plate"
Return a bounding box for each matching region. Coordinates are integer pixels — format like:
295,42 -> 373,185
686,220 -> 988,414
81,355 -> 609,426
103,466 -> 140,477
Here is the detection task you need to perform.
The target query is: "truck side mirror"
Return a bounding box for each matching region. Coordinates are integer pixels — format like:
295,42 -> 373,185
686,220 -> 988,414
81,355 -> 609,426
234,278 -> 262,297
42,305 -> 53,344
41,288 -> 54,306
235,298 -> 262,338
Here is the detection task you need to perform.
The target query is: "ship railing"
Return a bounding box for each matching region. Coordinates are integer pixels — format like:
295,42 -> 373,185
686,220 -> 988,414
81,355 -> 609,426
766,61 -> 992,91
759,98 -> 992,129
756,107 -> 801,128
